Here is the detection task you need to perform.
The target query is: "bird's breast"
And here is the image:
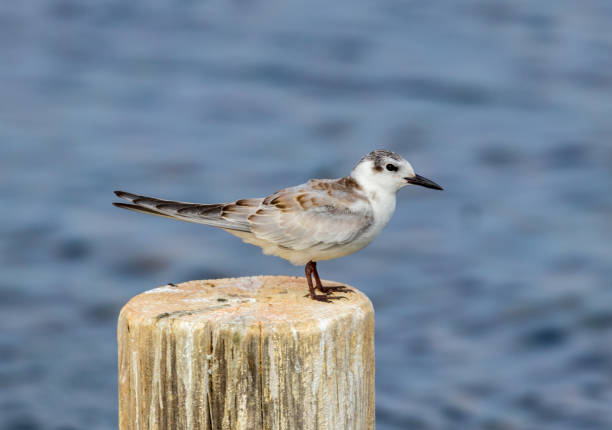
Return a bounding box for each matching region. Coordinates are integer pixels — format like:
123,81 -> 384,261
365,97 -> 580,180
339,193 -> 394,253
369,191 -> 396,227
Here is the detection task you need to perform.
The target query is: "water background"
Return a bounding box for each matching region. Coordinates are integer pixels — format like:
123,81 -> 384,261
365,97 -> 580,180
2,1 -> 612,429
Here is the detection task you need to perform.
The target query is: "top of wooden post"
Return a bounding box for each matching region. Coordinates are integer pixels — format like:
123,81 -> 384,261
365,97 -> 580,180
119,276 -> 375,430
120,275 -> 373,329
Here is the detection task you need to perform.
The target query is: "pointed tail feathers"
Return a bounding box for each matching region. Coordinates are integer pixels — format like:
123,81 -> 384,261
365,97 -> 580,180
113,191 -> 251,232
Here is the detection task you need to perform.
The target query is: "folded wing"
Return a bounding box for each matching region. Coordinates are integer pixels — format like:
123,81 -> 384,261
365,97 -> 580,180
247,180 -> 374,251
114,178 -> 374,252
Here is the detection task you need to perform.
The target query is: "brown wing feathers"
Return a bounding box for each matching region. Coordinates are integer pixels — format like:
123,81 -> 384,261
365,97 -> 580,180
113,191 -> 253,232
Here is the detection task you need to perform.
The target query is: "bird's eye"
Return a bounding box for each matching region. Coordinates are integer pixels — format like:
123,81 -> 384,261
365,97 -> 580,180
386,164 -> 398,172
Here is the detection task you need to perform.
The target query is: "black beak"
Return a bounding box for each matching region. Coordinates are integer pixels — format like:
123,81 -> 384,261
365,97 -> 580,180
405,174 -> 443,190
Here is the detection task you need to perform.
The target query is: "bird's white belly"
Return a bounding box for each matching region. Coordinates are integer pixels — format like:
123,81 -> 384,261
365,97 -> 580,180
225,230 -> 370,265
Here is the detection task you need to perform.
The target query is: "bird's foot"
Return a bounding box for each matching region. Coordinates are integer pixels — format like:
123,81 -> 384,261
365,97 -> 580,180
304,293 -> 347,303
318,285 -> 353,295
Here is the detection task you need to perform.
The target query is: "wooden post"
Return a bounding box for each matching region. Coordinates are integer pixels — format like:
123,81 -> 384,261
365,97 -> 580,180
118,275 -> 375,430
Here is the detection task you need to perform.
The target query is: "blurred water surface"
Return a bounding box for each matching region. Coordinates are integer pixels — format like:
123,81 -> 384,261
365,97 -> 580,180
2,1 -> 612,429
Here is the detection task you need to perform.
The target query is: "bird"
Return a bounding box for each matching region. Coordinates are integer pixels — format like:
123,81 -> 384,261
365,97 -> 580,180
113,149 -> 443,302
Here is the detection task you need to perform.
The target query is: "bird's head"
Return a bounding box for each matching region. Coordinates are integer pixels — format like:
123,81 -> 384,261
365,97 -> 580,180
351,149 -> 443,194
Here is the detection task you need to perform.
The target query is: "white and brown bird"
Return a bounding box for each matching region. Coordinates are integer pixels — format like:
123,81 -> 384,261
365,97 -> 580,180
113,149 -> 443,302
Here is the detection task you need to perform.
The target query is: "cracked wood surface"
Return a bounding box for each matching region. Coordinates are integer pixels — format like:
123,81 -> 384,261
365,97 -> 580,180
118,276 -> 375,430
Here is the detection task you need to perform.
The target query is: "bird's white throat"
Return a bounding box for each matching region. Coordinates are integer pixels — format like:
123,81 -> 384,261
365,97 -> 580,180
350,171 -> 397,233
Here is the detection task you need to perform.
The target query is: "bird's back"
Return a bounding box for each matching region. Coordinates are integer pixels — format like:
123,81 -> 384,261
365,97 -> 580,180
114,176 -> 377,265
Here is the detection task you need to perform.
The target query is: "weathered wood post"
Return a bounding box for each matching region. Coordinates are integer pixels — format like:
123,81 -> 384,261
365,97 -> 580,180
118,275 -> 375,430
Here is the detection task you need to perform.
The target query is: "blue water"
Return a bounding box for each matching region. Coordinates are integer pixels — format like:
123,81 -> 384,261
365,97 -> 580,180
2,1 -> 612,429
